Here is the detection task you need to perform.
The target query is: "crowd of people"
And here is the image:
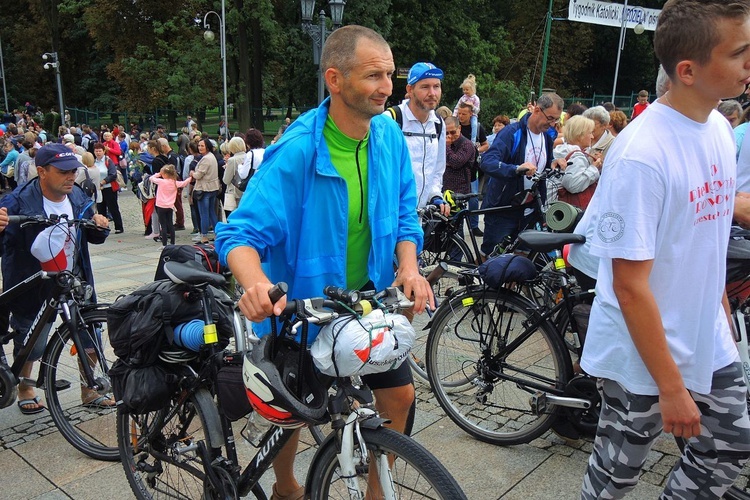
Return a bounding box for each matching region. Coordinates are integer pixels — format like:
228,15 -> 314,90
2,0 -> 750,497
0,112 -> 280,247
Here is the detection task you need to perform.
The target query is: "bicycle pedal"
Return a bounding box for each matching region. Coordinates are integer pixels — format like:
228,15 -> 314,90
55,379 -> 72,391
529,392 -> 547,415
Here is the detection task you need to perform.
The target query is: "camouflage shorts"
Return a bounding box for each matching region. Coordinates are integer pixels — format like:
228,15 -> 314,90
581,362 -> 750,499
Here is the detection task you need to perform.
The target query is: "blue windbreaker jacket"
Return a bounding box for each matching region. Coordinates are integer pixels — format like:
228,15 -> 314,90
215,98 -> 422,340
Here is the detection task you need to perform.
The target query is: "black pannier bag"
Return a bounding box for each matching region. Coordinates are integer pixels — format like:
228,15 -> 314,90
107,280 -> 235,413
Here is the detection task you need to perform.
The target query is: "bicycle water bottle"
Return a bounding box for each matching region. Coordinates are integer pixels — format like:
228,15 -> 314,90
242,412 -> 272,447
494,235 -> 514,255
173,319 -> 206,351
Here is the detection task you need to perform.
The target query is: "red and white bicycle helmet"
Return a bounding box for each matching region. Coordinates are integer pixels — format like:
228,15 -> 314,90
242,335 -> 329,428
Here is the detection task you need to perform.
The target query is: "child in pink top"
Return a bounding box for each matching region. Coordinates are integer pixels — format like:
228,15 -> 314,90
453,74 -> 481,142
151,165 -> 191,246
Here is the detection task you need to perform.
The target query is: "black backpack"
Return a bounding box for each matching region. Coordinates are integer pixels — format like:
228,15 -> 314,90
79,167 -> 97,199
386,105 -> 443,139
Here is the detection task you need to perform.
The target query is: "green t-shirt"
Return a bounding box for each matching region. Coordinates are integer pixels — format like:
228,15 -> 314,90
323,116 -> 371,290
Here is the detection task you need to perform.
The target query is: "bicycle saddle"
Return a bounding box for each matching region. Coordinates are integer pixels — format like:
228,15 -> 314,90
163,260 -> 227,288
517,230 -> 585,253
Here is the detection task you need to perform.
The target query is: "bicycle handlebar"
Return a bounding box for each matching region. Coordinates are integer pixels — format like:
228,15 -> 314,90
6,214 -> 103,231
269,282 -> 414,327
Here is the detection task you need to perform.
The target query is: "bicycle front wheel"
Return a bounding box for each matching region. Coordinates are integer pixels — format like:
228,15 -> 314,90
426,288 -> 571,445
307,426 -> 466,499
118,390 -> 219,499
43,308 -> 118,461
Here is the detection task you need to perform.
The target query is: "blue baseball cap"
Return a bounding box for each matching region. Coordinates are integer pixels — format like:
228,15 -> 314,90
407,62 -> 444,86
35,143 -> 83,171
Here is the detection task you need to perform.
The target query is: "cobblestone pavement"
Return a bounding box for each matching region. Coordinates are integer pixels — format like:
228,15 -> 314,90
0,187 -> 730,499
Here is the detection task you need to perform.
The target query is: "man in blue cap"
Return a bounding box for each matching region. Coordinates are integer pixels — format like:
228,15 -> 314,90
385,62 -> 449,215
0,143 -> 110,414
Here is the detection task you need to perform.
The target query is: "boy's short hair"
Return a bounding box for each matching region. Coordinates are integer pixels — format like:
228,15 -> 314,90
654,0 -> 750,78
638,90 -> 649,98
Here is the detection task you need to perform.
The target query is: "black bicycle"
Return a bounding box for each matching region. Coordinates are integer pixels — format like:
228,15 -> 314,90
425,231 -> 598,445
0,214 -> 117,460
117,261 -> 466,499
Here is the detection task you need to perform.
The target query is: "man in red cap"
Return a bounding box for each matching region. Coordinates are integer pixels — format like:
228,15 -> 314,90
0,143 -> 110,413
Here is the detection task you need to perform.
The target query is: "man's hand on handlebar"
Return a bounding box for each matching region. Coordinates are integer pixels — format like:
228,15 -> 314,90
551,158 -> 568,171
430,197 -> 451,216
392,267 -> 435,315
517,163 -> 537,177
239,280 -> 288,322
92,214 -> 109,229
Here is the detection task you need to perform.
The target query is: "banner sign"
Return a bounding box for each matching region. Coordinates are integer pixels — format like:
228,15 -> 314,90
568,0 -> 661,31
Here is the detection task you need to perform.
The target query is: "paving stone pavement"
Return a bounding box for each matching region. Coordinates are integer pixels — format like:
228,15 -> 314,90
0,188 -> 691,498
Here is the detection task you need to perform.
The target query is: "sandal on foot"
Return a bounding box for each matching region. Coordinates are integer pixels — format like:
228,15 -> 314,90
17,396 -> 46,415
82,394 -> 116,409
271,484 -> 305,500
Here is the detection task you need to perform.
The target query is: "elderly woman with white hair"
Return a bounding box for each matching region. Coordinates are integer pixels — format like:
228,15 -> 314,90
553,115 -> 602,209
221,136 -> 248,214
583,105 -> 614,160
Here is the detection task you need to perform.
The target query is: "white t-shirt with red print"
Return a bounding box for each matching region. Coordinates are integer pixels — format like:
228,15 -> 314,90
581,103 -> 739,396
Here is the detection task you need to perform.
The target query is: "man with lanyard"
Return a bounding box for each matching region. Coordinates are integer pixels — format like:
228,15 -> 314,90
215,25 -> 431,500
580,0 -> 750,496
479,92 -> 566,257
385,62 -> 450,216
0,143 -> 110,414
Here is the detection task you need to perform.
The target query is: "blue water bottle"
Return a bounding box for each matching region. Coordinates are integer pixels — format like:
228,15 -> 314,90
173,319 -> 206,351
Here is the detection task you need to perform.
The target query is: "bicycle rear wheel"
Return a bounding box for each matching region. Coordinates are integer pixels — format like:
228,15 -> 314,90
426,288 -> 571,445
118,389 -> 218,499
307,426 -> 466,499
43,308 -> 118,461
414,234 -> 475,382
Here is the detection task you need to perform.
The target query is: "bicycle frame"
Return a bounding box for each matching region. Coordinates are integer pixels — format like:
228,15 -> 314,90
464,280 -> 594,408
0,270 -> 106,400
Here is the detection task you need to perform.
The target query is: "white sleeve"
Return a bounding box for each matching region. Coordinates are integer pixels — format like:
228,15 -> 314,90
589,159 -> 665,261
427,122 -> 447,201
238,151 -> 252,179
561,153 -> 600,193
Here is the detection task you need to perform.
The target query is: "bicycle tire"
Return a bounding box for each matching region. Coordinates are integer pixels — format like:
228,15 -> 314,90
118,389 -> 221,499
43,308 -> 119,461
307,426 -> 467,499
413,234 -> 475,383
426,287 -> 572,445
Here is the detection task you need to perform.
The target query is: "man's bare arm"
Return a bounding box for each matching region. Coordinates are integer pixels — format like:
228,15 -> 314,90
612,258 -> 701,438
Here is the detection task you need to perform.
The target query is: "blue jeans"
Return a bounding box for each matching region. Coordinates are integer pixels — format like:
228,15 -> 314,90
469,179 -> 479,229
481,215 -> 520,256
196,190 -> 219,236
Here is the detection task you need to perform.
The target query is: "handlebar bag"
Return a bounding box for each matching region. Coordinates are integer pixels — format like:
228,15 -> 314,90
311,309 -> 415,377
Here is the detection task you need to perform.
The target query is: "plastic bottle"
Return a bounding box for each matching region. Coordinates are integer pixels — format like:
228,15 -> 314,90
173,319 -> 205,351
241,412 -> 273,447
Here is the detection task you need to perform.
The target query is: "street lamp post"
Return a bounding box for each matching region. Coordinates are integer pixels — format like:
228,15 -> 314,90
204,0 -> 229,138
0,38 -> 8,111
42,52 -> 64,120
300,0 -> 346,105
612,1 -> 645,102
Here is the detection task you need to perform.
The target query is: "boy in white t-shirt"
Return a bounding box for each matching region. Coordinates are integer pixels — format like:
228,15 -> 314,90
580,1 -> 750,498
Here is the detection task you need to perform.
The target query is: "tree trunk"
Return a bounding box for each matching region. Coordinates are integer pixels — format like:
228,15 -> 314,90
233,0 -> 251,133
249,18 -> 264,132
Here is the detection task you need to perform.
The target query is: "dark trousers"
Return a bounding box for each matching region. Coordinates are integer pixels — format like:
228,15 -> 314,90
97,187 -> 123,231
174,188 -> 184,226
156,206 -> 175,246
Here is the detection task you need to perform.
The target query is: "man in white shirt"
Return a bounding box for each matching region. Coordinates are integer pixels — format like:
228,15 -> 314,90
385,62 -> 449,215
580,1 -> 750,497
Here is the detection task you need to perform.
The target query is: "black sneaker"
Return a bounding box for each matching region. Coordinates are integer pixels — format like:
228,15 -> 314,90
472,227 -> 484,237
